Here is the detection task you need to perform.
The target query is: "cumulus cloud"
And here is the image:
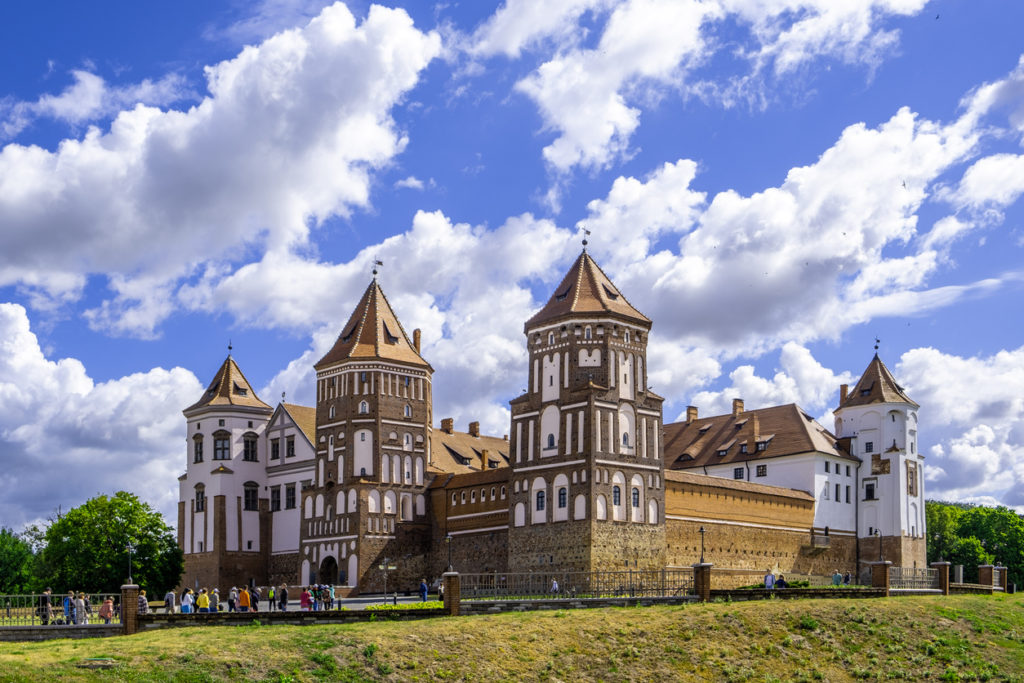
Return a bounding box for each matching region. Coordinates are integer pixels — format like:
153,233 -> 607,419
0,303 -> 202,529
0,3 -> 441,336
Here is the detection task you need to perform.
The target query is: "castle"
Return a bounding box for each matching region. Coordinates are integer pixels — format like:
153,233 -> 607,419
177,250 -> 926,592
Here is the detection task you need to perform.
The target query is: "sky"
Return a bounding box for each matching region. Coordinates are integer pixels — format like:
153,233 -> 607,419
2,0 -> 1024,532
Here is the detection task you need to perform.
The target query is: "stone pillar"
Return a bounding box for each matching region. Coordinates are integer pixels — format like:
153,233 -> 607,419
442,572 -> 460,616
692,563 -> 713,602
930,561 -> 950,595
978,564 -> 994,588
953,565 -> 963,584
121,584 -> 139,635
996,566 -> 1008,591
870,561 -> 891,597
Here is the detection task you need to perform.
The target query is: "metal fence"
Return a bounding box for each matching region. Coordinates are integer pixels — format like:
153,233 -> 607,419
460,569 -> 694,601
0,593 -> 122,627
890,567 -> 939,591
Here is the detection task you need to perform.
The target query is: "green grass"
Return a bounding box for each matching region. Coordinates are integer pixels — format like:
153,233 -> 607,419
1,594 -> 1023,681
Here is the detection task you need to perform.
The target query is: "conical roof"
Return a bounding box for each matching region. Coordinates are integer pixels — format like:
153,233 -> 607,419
839,354 -> 918,409
525,251 -> 650,330
184,355 -> 272,414
315,280 -> 431,370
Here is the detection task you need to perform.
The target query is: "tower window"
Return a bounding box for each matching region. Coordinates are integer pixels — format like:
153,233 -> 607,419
536,490 -> 546,511
193,435 -> 204,463
612,486 -> 621,506
624,331 -> 630,343
558,487 -> 567,509
631,487 -> 640,508
546,434 -> 555,449
865,483 -> 876,500
329,405 -> 336,419
622,433 -> 629,447
864,441 -> 874,453
243,434 -> 258,462
404,404 -> 412,417
194,486 -> 206,513
548,333 -> 554,345
584,327 -> 592,340
243,483 -> 259,511
359,401 -> 369,414
213,432 -> 230,460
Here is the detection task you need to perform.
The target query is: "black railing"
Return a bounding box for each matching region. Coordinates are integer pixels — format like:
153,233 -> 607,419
0,593 -> 122,627
460,569 -> 694,601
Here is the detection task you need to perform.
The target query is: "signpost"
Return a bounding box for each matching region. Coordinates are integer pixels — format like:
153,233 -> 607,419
378,558 -> 398,604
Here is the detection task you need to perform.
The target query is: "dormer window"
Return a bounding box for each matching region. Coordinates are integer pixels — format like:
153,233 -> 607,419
717,449 -> 728,457
602,284 -> 619,300
383,322 -> 400,344
233,382 -> 248,396
554,286 -> 571,301
739,444 -> 748,455
756,441 -> 767,452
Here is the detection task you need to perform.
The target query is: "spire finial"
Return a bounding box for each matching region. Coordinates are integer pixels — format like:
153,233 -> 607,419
228,339 -> 233,356
372,258 -> 383,280
874,337 -> 880,353
281,391 -> 286,403
581,227 -> 591,252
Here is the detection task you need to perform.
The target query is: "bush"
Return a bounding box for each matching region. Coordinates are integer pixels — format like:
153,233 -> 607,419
364,601 -> 443,611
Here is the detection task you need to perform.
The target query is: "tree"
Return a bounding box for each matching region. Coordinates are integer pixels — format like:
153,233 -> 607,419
0,527 -> 34,593
926,501 -> 1023,587
36,491 -> 183,594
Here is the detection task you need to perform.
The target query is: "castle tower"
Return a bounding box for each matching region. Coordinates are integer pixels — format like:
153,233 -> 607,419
178,354 -> 273,591
507,250 -> 666,572
300,278 -> 434,591
834,353 -> 926,569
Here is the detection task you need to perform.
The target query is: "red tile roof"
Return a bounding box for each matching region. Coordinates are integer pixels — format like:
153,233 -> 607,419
838,354 -> 918,409
184,355 -> 272,414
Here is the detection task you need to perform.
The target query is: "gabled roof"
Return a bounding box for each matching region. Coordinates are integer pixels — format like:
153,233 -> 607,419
316,279 -> 431,371
665,403 -> 856,471
280,403 -> 317,446
184,355 -> 272,415
838,354 -> 918,409
429,429 -> 510,475
525,251 -> 650,330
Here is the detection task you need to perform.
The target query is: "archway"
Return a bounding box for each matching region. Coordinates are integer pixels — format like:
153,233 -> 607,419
319,555 -> 339,586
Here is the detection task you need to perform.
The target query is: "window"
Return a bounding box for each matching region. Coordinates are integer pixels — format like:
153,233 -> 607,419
584,327 -> 592,340
197,541 -> 204,552
270,487 -> 281,512
329,405 -> 335,419
360,371 -> 367,383
624,331 -> 630,343
195,486 -> 206,512
846,465 -> 850,476
733,467 -> 744,480
825,461 -> 830,473
717,449 -> 728,457
359,401 -> 369,414
452,493 -> 457,505
865,441 -> 874,453
243,434 -> 258,462
247,540 -> 253,550
860,388 -> 870,396
471,491 -> 476,503
404,376 -> 411,387
845,485 -> 851,504
193,436 -> 204,463
835,483 -> 841,502
285,484 -> 296,509
548,332 -> 554,345
404,404 -> 412,418
739,443 -> 748,454
631,487 -> 640,508
558,487 -> 567,509
270,439 -> 280,460
622,433 -> 630,447
911,441 -> 915,454
536,490 -> 546,511
213,432 -> 230,460
756,464 -> 767,477
612,486 -> 621,506
219,419 -> 225,427
243,484 -> 259,511
286,436 -> 295,458
865,483 -> 875,500
248,421 -> 253,428
756,441 -> 767,452
546,434 -> 555,449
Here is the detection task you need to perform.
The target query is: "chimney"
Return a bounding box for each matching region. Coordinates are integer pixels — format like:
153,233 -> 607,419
503,434 -> 508,441
732,398 -> 744,416
469,421 -> 480,438
686,406 -> 698,424
752,414 -> 760,441
480,449 -> 489,471
840,383 -> 848,404
441,418 -> 453,434
413,328 -> 421,353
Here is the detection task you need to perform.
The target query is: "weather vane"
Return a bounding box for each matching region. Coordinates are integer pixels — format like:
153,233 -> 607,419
372,258 -> 383,279
281,391 -> 286,403
874,337 -> 880,352
581,227 -> 591,251
228,339 -> 233,355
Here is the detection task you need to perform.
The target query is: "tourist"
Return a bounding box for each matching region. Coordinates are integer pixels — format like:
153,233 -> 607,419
196,588 -> 210,613
64,590 -> 76,624
775,574 -> 789,589
38,588 -> 53,626
300,586 -> 311,611
843,572 -> 852,586
164,588 -> 177,614
764,569 -> 776,590
328,584 -> 335,610
267,585 -> 276,611
228,586 -> 238,612
181,588 -> 194,614
238,586 -> 251,612
278,584 -> 289,612
419,579 -> 429,602
831,569 -> 842,586
98,597 -> 114,624
551,578 -> 559,594
75,592 -> 87,625
137,589 -> 149,615
251,586 -> 261,613
211,588 -> 221,612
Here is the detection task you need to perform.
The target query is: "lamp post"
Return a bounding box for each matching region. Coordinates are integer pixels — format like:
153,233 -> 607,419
126,541 -> 135,584
445,534 -> 453,572
698,526 -> 706,564
874,528 -> 882,561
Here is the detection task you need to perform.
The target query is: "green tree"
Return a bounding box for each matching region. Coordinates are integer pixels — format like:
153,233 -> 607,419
926,501 -> 965,565
36,491 -> 183,595
0,527 -> 34,593
958,505 -> 1024,588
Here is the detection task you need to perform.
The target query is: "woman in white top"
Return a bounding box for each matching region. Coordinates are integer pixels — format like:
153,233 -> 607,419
181,589 -> 194,614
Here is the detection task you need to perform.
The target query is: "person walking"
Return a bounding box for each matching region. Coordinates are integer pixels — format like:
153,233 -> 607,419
164,588 -> 177,614
38,588 -> 53,626
764,569 -> 776,590
419,579 -> 429,602
832,569 -> 843,586
251,586 -> 261,613
64,590 -> 75,625
267,585 -> 275,611
181,588 -> 194,614
300,587 -> 311,611
238,586 -> 251,612
98,597 -> 114,624
74,593 -> 87,625
137,589 -> 149,615
278,585 -> 289,612
228,587 -> 238,612
211,588 -> 221,612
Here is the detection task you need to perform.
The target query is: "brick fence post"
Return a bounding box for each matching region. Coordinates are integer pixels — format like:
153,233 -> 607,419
930,562 -> 950,595
978,564 -> 994,590
121,584 -> 139,635
995,566 -> 1008,592
442,572 -> 460,616
870,561 -> 891,597
692,563 -> 713,602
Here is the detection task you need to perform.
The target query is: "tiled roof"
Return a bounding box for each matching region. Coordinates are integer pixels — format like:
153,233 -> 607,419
525,251 -> 650,330
838,354 -> 918,409
665,470 -> 815,502
665,403 -> 856,471
429,429 -> 510,475
432,466 -> 510,490
183,355 -> 272,414
315,280 -> 431,370
281,403 -> 316,446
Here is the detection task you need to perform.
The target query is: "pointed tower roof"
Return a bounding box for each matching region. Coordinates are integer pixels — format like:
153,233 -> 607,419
525,251 -> 650,330
315,280 -> 431,371
839,354 -> 918,409
184,355 -> 272,415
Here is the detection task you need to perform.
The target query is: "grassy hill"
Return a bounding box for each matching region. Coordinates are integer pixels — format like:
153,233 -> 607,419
2,594 -> 1023,681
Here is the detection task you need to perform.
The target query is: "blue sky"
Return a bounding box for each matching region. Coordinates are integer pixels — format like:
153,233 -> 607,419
2,0 -> 1024,530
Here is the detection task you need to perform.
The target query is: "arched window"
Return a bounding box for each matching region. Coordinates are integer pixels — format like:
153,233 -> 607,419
624,330 -> 630,342
452,493 -> 457,505
243,482 -> 259,511
192,434 -> 204,463
404,404 -> 412,418
501,486 -> 506,499
584,326 -> 592,340
612,486 -> 621,506
213,430 -> 230,460
536,490 -> 546,511
548,332 -> 554,345
546,433 -> 555,449
243,432 -> 259,462
329,405 -> 336,419
403,434 -> 412,451
194,484 -> 206,512
557,487 -> 567,509
632,487 -> 640,508
359,401 -> 368,414
471,491 -> 477,503
622,432 -> 629,447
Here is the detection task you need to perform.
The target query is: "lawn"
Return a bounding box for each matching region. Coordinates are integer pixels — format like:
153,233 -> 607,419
1,593 -> 1022,681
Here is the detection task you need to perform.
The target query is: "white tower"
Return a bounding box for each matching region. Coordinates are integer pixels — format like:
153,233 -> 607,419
834,353 -> 926,569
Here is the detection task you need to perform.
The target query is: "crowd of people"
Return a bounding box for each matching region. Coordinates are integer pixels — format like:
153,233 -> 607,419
36,588 -> 118,625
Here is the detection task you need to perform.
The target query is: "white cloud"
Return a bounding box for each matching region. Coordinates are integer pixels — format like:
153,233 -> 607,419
0,3 -> 441,337
0,303 -> 202,530
950,153 -> 1024,210
470,0 -> 610,58
394,175 -> 434,190
206,0 -> 335,45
